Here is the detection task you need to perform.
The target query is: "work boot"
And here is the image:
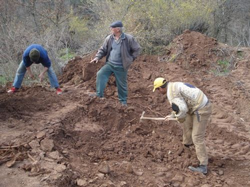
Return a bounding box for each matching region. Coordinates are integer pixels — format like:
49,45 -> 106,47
188,165 -> 207,174
7,87 -> 17,93
56,88 -> 62,95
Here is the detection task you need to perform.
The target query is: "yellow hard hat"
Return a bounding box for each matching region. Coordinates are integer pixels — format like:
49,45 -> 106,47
153,77 -> 166,92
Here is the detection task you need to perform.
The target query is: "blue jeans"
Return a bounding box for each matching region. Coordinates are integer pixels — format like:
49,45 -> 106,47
96,63 -> 128,104
13,61 -> 59,89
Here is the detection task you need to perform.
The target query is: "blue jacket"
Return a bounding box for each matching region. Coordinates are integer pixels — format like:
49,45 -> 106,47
23,44 -> 51,68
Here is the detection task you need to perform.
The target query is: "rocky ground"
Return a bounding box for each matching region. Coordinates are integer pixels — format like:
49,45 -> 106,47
1,30 -> 250,187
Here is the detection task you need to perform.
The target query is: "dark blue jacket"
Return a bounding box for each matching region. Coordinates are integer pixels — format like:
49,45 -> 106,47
23,44 -> 51,68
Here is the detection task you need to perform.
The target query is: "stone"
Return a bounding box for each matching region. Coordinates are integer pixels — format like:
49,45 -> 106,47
28,140 -> 40,149
98,162 -> 110,174
36,131 -> 46,139
76,179 -> 87,186
40,138 -> 54,152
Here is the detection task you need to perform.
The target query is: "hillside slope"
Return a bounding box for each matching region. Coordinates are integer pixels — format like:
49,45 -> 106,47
1,31 -> 250,187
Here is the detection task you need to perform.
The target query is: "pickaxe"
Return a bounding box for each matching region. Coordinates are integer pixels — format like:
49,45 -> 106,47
139,111 -> 178,122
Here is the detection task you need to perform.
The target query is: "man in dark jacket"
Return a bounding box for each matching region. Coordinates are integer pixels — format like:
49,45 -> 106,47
90,21 -> 141,106
7,44 -> 62,95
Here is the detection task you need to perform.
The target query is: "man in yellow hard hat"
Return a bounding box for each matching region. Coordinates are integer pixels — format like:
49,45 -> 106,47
153,77 -> 212,174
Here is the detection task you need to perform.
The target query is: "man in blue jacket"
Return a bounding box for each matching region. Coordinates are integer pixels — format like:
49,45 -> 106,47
8,44 -> 62,95
90,21 -> 141,106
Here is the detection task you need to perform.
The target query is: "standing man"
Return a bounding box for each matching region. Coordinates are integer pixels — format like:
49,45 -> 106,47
7,44 -> 62,95
153,77 -> 212,174
90,21 -> 141,106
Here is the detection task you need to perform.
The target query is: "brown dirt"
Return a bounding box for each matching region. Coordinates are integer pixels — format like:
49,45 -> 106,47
1,30 -> 250,187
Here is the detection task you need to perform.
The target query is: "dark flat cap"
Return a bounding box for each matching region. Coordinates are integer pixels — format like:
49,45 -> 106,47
110,21 -> 123,28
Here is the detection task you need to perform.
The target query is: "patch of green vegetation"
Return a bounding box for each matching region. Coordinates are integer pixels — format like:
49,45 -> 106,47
211,59 -> 230,76
217,59 -> 230,70
0,76 -> 7,85
169,54 -> 177,62
59,48 -> 76,61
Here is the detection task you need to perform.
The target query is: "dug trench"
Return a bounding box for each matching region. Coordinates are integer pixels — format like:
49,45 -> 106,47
1,31 -> 250,187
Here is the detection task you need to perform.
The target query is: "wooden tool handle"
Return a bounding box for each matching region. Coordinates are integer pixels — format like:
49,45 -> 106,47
141,117 -> 165,121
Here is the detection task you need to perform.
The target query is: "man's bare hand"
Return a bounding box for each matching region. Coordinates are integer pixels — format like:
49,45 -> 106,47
30,74 -> 35,80
165,115 -> 178,121
39,73 -> 45,82
90,57 -> 99,63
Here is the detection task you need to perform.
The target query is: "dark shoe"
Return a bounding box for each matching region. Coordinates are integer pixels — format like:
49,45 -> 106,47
184,144 -> 193,148
188,165 -> 207,174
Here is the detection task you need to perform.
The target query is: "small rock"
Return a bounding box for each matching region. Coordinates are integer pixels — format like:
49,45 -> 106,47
120,181 -> 127,187
201,184 -> 211,187
218,170 -> 224,175
98,162 -> 110,174
29,140 -> 40,149
97,173 -> 105,179
36,131 -> 46,139
76,179 -> 87,186
133,169 -> 143,176
48,151 -> 61,160
40,138 -> 54,152
54,164 -> 66,172
172,181 -> 181,187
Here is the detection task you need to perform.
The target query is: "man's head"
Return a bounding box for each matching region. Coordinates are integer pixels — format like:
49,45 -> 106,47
29,48 -> 40,63
110,21 -> 123,35
153,77 -> 168,94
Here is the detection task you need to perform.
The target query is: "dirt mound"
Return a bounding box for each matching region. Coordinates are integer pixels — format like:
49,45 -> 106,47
1,31 -> 250,187
161,30 -> 235,71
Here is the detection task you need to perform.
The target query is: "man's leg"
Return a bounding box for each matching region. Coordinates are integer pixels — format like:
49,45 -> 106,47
113,66 -> 128,105
182,113 -> 193,146
96,64 -> 113,97
189,103 -> 212,174
13,61 -> 27,89
192,103 -> 212,166
47,66 -> 59,88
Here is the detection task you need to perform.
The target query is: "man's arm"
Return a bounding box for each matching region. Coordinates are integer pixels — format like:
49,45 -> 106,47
26,66 -> 35,80
39,67 -> 48,82
170,98 -> 188,120
90,36 -> 110,63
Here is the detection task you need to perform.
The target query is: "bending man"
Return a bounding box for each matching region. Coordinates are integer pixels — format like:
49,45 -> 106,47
153,77 -> 212,174
8,44 -> 62,95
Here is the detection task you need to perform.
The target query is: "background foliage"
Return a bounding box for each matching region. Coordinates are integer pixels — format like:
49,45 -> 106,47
0,0 -> 249,85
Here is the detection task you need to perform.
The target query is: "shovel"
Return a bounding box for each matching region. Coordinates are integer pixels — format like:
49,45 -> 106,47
139,111 -> 178,122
